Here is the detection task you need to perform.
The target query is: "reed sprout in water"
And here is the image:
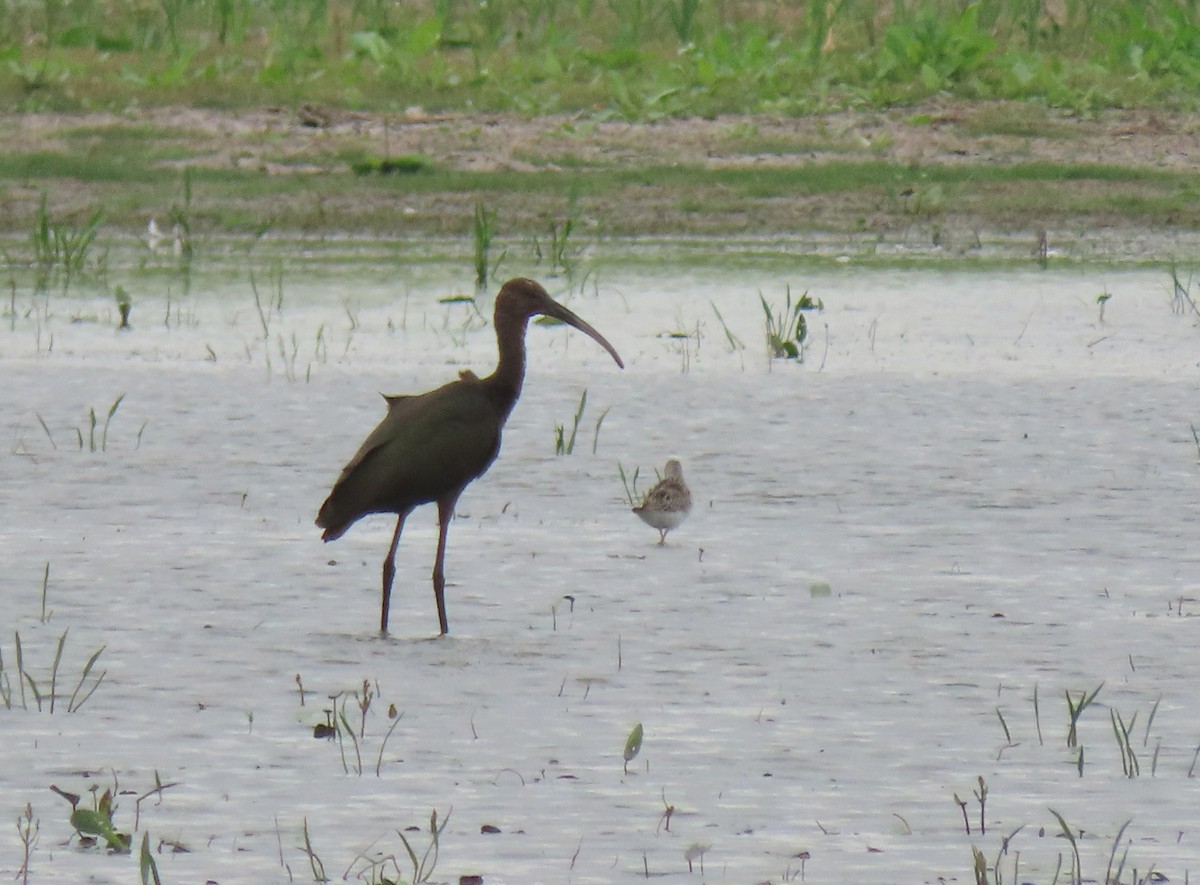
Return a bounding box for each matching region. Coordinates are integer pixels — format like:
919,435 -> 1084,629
29,192 -> 103,299
1,629 -> 107,713
617,461 -> 641,507
472,202 -> 499,292
761,284 -> 823,363
554,388 -> 587,455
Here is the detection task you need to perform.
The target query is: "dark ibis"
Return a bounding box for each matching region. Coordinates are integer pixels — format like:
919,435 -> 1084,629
316,277 -> 624,635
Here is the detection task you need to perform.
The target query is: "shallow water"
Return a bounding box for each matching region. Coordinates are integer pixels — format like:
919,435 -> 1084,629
1,257 -> 1199,884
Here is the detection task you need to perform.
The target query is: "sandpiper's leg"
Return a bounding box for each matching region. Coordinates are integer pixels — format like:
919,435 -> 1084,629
381,511 -> 409,634
432,496 -> 458,635
658,529 -> 667,545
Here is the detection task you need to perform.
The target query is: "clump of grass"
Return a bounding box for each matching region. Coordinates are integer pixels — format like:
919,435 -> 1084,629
52,393 -> 128,453
533,217 -> 576,277
397,809 -> 450,884
618,461 -> 641,506
1110,707 -> 1139,777
969,822 -> 1025,885
2,628 -> 106,713
554,388 -> 588,456
30,192 -> 104,298
342,809 -> 452,884
112,285 -> 132,329
1065,682 -> 1103,749
761,285 -> 823,362
316,679 -> 405,778
40,394 -> 126,453
553,387 -> 610,456
350,154 -> 430,176
472,202 -> 499,292
971,811 -> 1148,885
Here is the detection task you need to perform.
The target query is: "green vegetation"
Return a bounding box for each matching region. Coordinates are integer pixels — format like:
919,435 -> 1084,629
1065,682 -> 1104,749
617,461 -> 641,507
622,721 -> 643,775
47,774 -> 180,879
304,807 -> 452,884
761,285 -> 823,361
311,678 -> 407,777
29,192 -> 104,297
472,201 -> 498,291
34,393 -> 132,452
6,1 -> 1200,114
1,628 -> 107,713
3,2 -> 1200,251
554,388 -> 587,455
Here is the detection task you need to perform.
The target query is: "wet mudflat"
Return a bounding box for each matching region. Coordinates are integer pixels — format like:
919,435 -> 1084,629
1,258 -> 1198,884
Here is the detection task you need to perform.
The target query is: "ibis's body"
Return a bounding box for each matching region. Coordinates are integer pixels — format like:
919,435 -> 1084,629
317,278 -> 623,635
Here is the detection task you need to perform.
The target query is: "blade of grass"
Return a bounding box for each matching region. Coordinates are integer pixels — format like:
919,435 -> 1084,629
101,393 -> 125,452
34,413 -> 57,450
48,628 -> 68,714
67,644 -> 107,712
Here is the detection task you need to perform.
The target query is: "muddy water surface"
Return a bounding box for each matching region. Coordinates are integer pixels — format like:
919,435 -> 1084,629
2,260 -> 1198,883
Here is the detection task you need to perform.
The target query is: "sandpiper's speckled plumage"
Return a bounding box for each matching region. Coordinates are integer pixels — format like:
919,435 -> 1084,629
633,457 -> 692,544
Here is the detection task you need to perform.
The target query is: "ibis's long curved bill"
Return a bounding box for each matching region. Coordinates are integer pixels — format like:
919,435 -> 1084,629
542,300 -> 625,369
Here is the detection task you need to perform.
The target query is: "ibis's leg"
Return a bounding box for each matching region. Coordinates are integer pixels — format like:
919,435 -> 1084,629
432,496 -> 457,635
381,512 -> 408,635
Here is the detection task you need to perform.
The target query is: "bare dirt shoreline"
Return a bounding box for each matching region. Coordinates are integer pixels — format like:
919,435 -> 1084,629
8,100 -> 1200,260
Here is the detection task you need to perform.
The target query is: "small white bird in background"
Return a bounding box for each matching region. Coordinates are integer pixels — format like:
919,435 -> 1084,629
146,218 -> 185,255
633,457 -> 692,545
146,218 -> 165,249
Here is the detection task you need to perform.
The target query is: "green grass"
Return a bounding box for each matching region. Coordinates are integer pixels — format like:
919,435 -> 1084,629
5,153 -> 1191,214
5,1 -> 1200,115
0,628 -> 107,713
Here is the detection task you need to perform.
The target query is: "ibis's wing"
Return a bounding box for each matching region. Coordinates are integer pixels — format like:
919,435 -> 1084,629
316,377 -> 504,539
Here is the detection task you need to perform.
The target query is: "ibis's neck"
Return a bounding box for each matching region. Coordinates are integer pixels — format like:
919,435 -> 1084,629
485,309 -> 529,412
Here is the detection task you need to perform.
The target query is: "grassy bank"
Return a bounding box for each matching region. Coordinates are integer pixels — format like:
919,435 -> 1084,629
5,3 -> 1200,262
2,102 -> 1199,272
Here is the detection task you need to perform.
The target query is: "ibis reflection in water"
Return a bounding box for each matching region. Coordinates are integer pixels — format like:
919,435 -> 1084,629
317,278 -> 624,635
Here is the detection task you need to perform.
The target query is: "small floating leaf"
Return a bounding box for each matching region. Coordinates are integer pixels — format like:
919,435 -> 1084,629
623,722 -> 644,772
71,807 -> 130,852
